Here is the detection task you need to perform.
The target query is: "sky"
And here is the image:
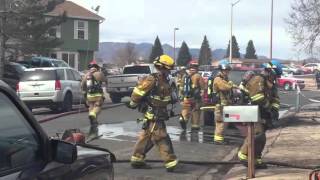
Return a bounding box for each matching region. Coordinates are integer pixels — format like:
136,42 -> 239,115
70,0 -> 305,60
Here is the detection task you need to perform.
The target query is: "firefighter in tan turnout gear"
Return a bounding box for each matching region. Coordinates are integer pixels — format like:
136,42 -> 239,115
126,54 -> 178,172
81,60 -> 106,127
179,60 -> 205,131
237,60 -> 282,169
212,62 -> 238,145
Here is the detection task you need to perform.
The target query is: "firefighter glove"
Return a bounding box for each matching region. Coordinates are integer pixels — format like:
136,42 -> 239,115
228,81 -> 238,88
126,101 -> 138,109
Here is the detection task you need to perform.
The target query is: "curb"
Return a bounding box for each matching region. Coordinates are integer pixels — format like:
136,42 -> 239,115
38,103 -> 124,124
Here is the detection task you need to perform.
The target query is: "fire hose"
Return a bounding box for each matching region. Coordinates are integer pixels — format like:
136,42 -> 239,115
73,138 -> 319,170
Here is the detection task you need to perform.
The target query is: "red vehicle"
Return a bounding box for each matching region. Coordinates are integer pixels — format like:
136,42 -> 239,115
277,76 -> 305,91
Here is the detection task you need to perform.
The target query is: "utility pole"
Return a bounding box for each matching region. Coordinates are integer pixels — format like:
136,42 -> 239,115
0,0 -> 7,79
173,27 -> 179,62
270,0 -> 274,61
230,0 -> 241,63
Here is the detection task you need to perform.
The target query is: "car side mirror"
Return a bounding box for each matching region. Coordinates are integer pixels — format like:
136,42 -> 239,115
51,139 -> 77,164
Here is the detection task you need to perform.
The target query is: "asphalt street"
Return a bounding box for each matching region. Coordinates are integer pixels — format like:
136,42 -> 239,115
36,90 -> 320,179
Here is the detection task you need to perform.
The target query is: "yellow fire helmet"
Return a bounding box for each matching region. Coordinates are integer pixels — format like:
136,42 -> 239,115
153,54 -> 175,70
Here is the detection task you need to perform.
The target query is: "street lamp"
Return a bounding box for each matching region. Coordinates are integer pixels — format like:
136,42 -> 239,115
173,27 -> 179,61
270,0 -> 274,60
229,0 -> 241,63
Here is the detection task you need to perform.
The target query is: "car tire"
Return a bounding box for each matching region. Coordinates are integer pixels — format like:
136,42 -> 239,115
62,93 -> 73,112
284,82 -> 292,91
110,94 -> 121,103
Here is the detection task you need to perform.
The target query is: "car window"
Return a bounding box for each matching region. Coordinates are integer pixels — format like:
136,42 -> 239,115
56,69 -> 65,80
71,70 -> 81,81
66,69 -> 75,80
52,60 -> 69,68
31,58 -> 41,67
41,59 -> 52,67
0,92 -> 40,172
21,70 -> 57,81
123,66 -> 151,74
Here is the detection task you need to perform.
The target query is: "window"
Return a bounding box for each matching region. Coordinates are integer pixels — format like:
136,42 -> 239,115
72,70 -> 82,81
74,20 -> 88,40
48,26 -> 61,38
123,66 -> 151,74
41,60 -> 51,67
21,70 -> 57,81
31,58 -> 41,67
56,69 -> 65,80
50,53 -> 57,59
66,69 -> 75,80
61,53 -> 77,69
0,92 -> 40,172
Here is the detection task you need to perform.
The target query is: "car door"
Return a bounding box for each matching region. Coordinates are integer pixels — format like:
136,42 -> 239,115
66,69 -> 80,102
71,69 -> 83,102
0,84 -> 114,180
0,89 -> 51,179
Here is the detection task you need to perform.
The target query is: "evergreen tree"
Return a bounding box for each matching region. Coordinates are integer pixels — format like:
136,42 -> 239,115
225,35 -> 240,58
149,36 -> 163,62
177,41 -> 192,66
4,0 -> 66,57
198,35 -> 212,65
245,40 -> 257,59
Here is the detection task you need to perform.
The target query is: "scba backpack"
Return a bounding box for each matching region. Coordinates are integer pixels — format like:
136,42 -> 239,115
206,74 -> 220,105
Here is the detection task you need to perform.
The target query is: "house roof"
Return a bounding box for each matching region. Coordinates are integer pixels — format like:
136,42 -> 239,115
47,1 -> 104,21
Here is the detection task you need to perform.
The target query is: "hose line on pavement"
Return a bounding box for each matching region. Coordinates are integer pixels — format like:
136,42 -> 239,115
114,159 -> 318,170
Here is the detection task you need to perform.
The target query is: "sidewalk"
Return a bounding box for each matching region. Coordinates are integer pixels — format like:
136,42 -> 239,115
222,105 -> 320,179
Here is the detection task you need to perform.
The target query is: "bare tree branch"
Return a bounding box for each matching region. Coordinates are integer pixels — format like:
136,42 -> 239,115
286,0 -> 320,55
113,42 -> 138,66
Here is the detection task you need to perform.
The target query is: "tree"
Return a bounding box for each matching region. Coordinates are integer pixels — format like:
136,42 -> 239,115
0,0 -> 65,78
4,0 -> 66,56
198,35 -> 212,65
149,36 -> 163,62
113,42 -> 138,66
177,41 -> 192,66
287,0 -> 320,54
245,40 -> 257,59
225,35 -> 240,58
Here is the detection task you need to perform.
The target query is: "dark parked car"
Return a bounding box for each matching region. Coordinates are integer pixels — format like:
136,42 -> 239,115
2,62 -> 26,90
18,56 -> 69,68
0,80 -> 115,179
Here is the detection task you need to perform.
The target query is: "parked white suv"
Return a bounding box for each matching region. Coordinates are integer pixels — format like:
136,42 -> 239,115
17,67 -> 83,112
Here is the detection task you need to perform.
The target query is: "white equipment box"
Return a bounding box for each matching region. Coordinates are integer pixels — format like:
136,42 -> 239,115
223,105 -> 259,123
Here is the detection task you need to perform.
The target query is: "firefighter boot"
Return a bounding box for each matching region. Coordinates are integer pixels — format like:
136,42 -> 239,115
89,112 -> 98,126
131,156 -> 152,169
179,116 -> 187,131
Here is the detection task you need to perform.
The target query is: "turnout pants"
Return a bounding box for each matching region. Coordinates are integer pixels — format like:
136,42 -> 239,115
214,105 -> 228,142
238,121 -> 266,162
87,95 -> 104,121
180,98 -> 202,129
131,120 -> 178,169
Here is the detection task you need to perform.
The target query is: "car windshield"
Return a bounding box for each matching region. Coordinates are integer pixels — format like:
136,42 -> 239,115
52,60 -> 69,67
123,66 -> 151,74
21,70 -> 56,81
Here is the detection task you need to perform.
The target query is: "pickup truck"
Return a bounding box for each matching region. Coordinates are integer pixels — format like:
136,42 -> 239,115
106,64 -> 177,103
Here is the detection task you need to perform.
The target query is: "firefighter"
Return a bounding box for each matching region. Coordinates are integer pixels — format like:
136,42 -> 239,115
179,60 -> 205,131
176,66 -> 187,96
126,54 -> 178,172
212,62 -> 238,145
237,60 -> 282,169
81,60 -> 106,127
